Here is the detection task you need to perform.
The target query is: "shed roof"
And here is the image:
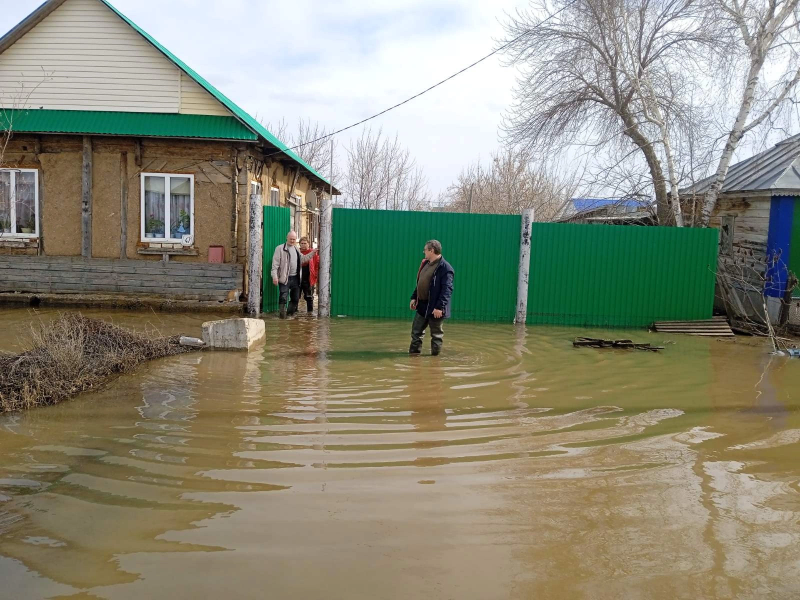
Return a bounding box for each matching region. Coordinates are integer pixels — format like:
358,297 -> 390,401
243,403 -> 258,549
0,0 -> 338,192
682,134 -> 800,196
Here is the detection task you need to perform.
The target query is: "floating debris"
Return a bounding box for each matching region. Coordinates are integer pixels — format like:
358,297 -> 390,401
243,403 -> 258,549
573,337 -> 664,352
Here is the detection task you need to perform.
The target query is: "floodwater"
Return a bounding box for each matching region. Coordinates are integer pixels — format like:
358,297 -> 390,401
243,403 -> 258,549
0,308 -> 799,600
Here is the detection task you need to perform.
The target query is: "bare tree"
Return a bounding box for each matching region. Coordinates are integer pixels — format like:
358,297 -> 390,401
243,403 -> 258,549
698,0 -> 800,225
440,147 -> 578,220
266,117 -> 342,185
500,0 -> 718,226
342,127 -> 430,211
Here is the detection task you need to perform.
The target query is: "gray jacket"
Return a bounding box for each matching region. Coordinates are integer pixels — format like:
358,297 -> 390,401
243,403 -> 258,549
271,243 -> 315,285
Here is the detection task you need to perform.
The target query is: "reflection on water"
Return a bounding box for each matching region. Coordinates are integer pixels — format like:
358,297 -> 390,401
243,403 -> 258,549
0,308 -> 799,599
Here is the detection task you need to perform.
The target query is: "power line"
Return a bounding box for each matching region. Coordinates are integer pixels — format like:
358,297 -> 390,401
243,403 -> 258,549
264,1 -> 577,163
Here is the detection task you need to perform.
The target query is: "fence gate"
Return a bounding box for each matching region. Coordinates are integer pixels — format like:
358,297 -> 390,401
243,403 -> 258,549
331,208 -> 520,322
262,205 -> 291,313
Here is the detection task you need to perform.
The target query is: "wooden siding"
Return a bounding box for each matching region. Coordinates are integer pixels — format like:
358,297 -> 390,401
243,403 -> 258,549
0,0 -> 227,118
709,195 -> 770,263
179,73 -> 230,116
0,256 -> 243,301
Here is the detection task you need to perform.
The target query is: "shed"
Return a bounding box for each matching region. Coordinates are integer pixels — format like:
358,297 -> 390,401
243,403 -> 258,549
681,134 -> 800,326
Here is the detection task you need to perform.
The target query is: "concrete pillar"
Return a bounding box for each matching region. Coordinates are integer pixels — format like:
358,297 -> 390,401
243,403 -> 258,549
318,191 -> 332,317
515,208 -> 534,324
246,193 -> 263,317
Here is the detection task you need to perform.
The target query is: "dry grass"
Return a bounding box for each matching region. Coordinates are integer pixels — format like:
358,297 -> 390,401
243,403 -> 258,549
0,313 -> 198,413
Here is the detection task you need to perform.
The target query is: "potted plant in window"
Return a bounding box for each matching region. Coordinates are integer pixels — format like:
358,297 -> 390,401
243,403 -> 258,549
0,217 -> 10,233
20,215 -> 35,234
146,214 -> 164,238
177,209 -> 190,234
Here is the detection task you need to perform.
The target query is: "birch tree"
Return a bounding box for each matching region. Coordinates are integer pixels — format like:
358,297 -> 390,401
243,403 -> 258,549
500,0 -> 717,226
698,0 -> 800,226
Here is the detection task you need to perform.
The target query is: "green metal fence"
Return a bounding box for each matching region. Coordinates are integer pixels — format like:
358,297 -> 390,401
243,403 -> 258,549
526,223 -> 719,327
311,208 -> 720,327
262,205 -> 291,313
331,208 -> 520,321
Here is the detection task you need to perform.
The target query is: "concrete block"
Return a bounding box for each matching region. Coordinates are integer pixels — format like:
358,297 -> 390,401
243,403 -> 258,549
201,318 -> 265,350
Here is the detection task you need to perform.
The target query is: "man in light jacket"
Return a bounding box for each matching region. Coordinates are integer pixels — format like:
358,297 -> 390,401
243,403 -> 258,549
271,231 -> 317,319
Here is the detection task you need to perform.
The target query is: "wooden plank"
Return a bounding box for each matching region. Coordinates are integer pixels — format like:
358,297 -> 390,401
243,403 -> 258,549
82,135 -> 92,258
0,257 -> 242,273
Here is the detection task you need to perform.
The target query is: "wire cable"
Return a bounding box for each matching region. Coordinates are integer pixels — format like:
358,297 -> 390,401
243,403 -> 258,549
264,1 -> 576,162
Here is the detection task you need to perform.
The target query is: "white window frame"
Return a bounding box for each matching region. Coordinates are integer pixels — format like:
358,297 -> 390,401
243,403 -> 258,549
140,173 -> 195,243
270,187 -> 280,207
0,168 -> 39,239
251,181 -> 262,197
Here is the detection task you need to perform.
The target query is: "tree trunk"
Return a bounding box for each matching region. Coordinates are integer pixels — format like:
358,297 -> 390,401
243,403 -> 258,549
621,113 -> 669,224
698,66 -> 761,226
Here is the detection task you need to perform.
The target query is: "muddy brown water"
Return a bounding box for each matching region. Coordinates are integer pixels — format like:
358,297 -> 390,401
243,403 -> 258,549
0,307 -> 799,599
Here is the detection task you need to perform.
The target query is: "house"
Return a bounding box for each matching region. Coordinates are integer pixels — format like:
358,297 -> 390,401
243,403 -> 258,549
681,134 -> 800,326
555,198 -> 656,225
0,0 -> 338,306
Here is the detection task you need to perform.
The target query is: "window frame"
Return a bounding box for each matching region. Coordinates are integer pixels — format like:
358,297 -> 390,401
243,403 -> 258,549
269,187 -> 280,207
251,181 -> 263,197
140,172 -> 195,243
0,168 -> 39,239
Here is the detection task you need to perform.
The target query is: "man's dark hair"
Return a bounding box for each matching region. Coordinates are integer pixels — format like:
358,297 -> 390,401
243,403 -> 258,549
425,240 -> 442,255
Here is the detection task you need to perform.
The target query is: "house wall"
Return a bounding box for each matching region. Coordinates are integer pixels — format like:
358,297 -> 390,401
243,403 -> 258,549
0,134 -> 246,264
709,195 -> 770,263
0,0 -> 230,117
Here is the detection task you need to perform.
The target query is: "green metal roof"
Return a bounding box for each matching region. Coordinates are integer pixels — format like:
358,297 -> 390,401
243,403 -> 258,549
98,0 -> 332,187
1,109 -> 258,140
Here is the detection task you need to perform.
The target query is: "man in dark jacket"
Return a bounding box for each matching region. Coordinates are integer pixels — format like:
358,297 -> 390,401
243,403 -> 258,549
409,239 -> 454,356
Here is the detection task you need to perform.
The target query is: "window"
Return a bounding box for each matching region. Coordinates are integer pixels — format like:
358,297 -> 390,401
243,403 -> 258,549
288,194 -> 300,233
270,187 -> 280,207
0,168 -> 39,238
251,181 -> 262,197
141,173 -> 194,242
720,215 -> 735,255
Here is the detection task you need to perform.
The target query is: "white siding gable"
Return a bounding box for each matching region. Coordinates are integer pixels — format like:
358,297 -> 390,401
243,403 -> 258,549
180,73 -> 231,117
0,0 -> 232,117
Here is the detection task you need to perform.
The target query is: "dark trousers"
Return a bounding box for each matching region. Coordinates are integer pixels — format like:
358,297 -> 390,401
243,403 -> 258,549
279,275 -> 301,315
410,312 -> 444,354
300,277 -> 314,312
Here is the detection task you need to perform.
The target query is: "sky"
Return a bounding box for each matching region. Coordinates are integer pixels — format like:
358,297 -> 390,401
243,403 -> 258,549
0,0 -> 526,198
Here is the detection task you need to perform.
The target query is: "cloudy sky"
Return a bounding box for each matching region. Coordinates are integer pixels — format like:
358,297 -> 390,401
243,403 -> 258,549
1,0 -> 527,197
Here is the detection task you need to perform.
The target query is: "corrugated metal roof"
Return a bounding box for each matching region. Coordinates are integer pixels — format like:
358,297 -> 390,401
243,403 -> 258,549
97,0 -> 334,188
682,134 -> 800,195
1,109 -> 258,140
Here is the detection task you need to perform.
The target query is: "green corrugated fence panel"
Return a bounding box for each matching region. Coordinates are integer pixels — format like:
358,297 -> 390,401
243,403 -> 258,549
262,206 -> 291,313
331,208 -> 521,322
526,223 -> 719,327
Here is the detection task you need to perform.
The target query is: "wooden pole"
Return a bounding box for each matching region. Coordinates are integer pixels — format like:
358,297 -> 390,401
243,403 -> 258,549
120,151 -> 128,259
318,140 -> 333,317
81,136 -> 92,258
247,192 -> 263,317
515,208 -> 534,324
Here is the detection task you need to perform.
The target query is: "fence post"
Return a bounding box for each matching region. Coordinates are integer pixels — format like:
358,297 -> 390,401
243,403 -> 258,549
515,208 -> 534,324
246,194 -> 263,317
318,192 -> 332,317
